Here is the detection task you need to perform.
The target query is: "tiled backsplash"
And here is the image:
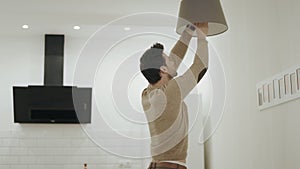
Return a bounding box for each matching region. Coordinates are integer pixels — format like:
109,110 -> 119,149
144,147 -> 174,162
0,125 -> 149,169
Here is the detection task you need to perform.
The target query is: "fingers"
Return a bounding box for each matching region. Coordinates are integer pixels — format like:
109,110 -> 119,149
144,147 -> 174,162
193,22 -> 208,28
193,22 -> 208,36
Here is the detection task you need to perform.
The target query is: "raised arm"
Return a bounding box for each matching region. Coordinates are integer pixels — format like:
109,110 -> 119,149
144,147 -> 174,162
168,26 -> 194,72
169,23 -> 209,99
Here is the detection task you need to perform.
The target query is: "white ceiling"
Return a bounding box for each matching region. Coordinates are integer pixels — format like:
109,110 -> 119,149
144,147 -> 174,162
0,0 -> 181,37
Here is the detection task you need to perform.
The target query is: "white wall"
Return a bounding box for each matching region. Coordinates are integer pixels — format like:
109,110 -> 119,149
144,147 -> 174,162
204,0 -> 300,169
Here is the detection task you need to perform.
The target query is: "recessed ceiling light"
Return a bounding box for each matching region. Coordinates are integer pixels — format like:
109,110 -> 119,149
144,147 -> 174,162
22,25 -> 29,29
73,26 -> 80,30
124,27 -> 131,31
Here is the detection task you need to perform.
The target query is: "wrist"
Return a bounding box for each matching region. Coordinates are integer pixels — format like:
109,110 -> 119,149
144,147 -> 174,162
180,31 -> 192,45
196,32 -> 207,39
197,37 -> 208,43
183,24 -> 195,36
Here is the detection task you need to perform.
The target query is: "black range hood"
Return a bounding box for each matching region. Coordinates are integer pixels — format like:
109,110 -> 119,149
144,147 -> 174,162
13,35 -> 92,123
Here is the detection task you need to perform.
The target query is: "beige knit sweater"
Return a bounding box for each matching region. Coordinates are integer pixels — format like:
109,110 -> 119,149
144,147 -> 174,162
142,33 -> 208,161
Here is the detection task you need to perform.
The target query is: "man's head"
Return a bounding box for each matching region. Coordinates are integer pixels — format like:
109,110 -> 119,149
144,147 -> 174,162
140,43 -> 177,84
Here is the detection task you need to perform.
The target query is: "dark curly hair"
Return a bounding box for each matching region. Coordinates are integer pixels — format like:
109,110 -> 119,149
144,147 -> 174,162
151,43 -> 164,50
140,43 -> 165,84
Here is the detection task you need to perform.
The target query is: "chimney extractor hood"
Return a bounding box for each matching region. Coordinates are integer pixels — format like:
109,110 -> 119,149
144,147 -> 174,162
13,35 -> 92,123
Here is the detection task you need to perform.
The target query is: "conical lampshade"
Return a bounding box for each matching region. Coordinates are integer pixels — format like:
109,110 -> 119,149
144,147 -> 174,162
176,0 -> 228,36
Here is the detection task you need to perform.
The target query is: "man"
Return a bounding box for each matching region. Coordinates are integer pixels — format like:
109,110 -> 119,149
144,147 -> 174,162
140,23 -> 209,169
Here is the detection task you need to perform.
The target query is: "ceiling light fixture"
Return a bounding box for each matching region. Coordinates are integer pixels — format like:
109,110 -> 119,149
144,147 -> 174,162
124,27 -> 131,31
73,26 -> 80,30
176,0 -> 228,36
22,25 -> 29,29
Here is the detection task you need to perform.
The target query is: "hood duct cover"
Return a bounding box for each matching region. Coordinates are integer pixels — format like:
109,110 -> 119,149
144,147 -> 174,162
44,35 -> 64,86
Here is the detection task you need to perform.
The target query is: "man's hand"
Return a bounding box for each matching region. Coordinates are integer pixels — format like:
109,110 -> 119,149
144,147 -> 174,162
184,24 -> 196,36
194,22 -> 208,38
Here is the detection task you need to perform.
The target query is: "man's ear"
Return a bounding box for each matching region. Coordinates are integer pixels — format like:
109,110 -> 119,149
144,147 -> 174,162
160,66 -> 168,73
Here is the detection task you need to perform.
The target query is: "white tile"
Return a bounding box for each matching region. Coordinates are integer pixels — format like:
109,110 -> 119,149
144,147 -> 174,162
82,164 -> 101,169
45,165 -> 61,169
43,130 -> 65,138
18,156 -> 36,164
19,138 -> 37,147
87,155 -> 107,164
0,157 -> 4,164
67,156 -> 89,164
1,138 -> 19,147
11,131 -> 26,138
94,147 -> 107,156
0,156 -> 19,164
17,129 -> 47,138
58,148 -> 76,155
52,156 -> 69,164
27,148 -> 52,155
10,147 -> 29,155
35,139 -> 52,147
0,130 -> 13,138
27,165 -> 41,169
72,147 -> 104,156
28,165 -> 60,169
40,139 -> 71,147
70,139 -> 86,147
71,138 -> 96,147
10,165 -> 28,169
34,156 -> 53,164
0,165 -> 10,169
15,129 -> 56,139
45,148 -> 59,155
49,147 -> 94,156
26,148 -> 39,156
63,165 -> 82,169
28,147 -> 44,156
63,128 -> 86,138
0,147 -> 10,155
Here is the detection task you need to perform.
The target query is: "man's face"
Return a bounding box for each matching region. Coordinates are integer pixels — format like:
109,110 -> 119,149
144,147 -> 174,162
162,53 -> 177,78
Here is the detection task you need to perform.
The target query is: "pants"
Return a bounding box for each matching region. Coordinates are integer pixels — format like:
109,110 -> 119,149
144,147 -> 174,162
147,162 -> 187,169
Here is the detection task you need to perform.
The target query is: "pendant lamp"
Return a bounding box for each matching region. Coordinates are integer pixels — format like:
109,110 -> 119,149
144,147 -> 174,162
176,0 -> 228,36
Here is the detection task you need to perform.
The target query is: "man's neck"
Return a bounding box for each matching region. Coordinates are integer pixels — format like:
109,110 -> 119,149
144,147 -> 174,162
151,76 -> 171,88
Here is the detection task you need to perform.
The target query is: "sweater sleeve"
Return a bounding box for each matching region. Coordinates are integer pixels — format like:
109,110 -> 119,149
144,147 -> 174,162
170,38 -> 208,99
168,30 -> 192,72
